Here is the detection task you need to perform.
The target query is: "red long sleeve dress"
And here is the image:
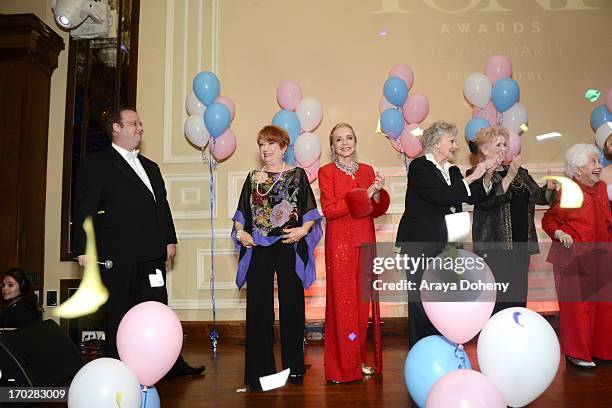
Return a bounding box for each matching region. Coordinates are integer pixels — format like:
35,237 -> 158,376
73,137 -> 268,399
542,180 -> 612,362
318,162 -> 390,382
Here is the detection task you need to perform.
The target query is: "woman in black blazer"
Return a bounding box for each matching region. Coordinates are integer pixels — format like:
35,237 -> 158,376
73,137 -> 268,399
395,121 -> 497,347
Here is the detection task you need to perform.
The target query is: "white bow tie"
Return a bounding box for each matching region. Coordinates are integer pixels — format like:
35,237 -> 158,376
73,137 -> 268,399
126,150 -> 140,160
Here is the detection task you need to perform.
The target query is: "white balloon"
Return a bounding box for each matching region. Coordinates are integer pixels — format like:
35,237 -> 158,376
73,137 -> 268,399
184,114 -> 210,148
186,91 -> 206,116
294,132 -> 321,167
501,103 -> 528,133
295,98 -> 323,132
463,73 -> 492,108
477,307 -> 560,407
595,121 -> 612,149
68,358 -> 141,408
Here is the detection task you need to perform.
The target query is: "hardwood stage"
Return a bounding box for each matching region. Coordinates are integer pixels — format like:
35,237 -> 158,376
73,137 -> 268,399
156,335 -> 612,407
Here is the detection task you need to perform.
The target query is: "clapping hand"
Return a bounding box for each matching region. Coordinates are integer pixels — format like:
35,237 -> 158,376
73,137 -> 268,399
368,172 -> 385,198
507,154 -> 522,180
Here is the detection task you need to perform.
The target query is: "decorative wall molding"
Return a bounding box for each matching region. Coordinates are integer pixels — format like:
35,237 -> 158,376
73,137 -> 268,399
165,173 -> 218,219
163,0 -> 220,164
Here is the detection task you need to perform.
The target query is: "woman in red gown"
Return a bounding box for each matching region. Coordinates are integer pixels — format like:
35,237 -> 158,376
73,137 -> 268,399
542,143 -> 612,367
319,123 -> 390,383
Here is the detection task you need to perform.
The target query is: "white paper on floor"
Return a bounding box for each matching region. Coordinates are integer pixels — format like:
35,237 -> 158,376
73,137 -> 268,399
259,368 -> 290,391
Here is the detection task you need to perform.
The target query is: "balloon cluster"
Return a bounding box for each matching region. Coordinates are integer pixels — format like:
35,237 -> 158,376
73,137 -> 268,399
592,88 -> 612,167
379,64 -> 428,158
185,71 -> 237,162
403,250 -> 560,408
273,80 -> 323,182
68,302 -> 182,407
464,54 -> 525,162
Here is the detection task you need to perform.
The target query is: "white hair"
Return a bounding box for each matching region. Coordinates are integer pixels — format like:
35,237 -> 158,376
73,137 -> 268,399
564,143 -> 600,177
421,121 -> 457,153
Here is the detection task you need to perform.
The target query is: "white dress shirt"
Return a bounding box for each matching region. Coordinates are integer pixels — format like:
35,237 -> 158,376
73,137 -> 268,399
112,143 -> 156,200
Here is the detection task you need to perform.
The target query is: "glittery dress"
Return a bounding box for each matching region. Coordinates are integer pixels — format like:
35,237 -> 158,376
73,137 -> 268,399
318,162 -> 390,382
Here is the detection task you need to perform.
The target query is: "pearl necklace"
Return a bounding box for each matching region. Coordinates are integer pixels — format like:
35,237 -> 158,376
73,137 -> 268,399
334,156 -> 359,179
256,163 -> 286,196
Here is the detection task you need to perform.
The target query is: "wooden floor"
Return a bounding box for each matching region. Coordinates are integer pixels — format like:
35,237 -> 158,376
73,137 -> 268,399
156,336 -> 612,408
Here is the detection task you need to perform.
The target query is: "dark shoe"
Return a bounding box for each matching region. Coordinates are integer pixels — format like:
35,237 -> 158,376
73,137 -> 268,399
164,363 -> 206,379
289,374 -> 303,385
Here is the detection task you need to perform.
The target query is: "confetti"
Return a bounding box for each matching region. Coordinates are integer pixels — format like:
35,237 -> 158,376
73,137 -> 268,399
543,176 -> 584,208
236,388 -> 248,393
259,368 -> 290,391
520,124 -> 528,132
584,89 -> 601,102
410,127 -> 424,137
536,132 -> 562,141
348,332 -> 357,341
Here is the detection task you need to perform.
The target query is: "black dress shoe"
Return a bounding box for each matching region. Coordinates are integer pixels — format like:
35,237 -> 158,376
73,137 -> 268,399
183,364 -> 206,376
164,363 -> 206,379
289,374 -> 303,385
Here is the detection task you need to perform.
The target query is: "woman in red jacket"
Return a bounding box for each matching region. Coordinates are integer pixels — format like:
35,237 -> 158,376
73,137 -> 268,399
542,143 -> 612,368
319,123 -> 390,383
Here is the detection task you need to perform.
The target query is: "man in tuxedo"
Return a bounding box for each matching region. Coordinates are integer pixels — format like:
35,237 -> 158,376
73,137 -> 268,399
74,108 -> 204,377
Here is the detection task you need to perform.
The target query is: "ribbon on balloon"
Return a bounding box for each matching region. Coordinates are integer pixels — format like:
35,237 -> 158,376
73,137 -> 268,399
185,71 -> 237,349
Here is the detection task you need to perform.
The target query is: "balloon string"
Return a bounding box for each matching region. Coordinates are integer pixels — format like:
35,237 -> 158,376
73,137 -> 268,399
143,387 -> 148,408
454,344 -> 466,369
207,142 -> 219,350
402,154 -> 410,176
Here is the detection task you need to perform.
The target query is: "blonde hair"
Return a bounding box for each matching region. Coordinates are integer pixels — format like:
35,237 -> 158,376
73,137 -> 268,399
473,126 -> 509,158
329,123 -> 357,147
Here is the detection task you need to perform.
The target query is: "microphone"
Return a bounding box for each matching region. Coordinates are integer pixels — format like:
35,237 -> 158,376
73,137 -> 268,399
73,258 -> 114,269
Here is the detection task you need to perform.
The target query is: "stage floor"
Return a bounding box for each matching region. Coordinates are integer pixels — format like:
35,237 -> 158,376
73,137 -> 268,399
156,336 -> 612,407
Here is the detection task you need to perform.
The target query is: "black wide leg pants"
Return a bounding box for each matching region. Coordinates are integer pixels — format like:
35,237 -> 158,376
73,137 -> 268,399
244,241 -> 305,387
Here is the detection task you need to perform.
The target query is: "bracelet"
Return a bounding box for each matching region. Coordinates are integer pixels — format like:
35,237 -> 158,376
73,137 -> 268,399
236,230 -> 243,241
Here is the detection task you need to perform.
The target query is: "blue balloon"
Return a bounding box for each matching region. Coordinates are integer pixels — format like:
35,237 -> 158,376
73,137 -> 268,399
204,102 -> 231,138
404,335 -> 472,408
284,145 -> 296,165
599,147 -> 612,167
141,385 -> 160,408
383,76 -> 409,107
590,105 -> 612,130
272,110 -> 301,144
465,117 -> 490,142
193,71 -> 220,106
380,108 -> 405,139
491,77 -> 520,112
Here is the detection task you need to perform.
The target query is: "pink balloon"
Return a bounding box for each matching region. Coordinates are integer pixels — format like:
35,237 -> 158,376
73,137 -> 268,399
426,369 -> 506,408
117,301 -> 183,386
606,88 -> 612,112
472,100 -> 501,126
379,96 -> 395,114
276,80 -> 302,111
297,158 -> 320,183
485,54 -> 512,84
399,123 -> 423,158
389,64 -> 414,90
402,93 -> 429,124
390,137 -> 404,153
215,96 -> 236,121
504,130 -> 521,163
422,249 -> 495,344
211,128 -> 237,162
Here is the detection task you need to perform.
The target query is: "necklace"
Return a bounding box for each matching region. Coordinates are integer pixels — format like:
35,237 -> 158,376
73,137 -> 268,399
256,163 -> 286,196
334,156 -> 359,179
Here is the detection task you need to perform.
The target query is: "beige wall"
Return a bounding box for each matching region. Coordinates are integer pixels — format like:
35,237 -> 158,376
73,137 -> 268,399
3,0 -> 611,322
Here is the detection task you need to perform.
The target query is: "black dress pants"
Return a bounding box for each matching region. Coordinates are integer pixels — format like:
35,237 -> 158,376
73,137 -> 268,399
101,258 -> 167,358
244,241 -> 305,387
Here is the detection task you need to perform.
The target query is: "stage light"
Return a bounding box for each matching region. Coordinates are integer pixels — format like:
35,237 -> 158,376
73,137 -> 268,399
52,0 -> 111,39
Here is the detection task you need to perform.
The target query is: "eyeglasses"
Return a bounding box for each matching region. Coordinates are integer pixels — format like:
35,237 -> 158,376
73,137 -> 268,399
118,121 -> 143,128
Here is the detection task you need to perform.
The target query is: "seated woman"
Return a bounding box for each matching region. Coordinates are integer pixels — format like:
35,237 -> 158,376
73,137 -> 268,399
542,143 -> 612,368
470,126 -> 556,314
1,268 -> 41,329
395,121 -> 497,348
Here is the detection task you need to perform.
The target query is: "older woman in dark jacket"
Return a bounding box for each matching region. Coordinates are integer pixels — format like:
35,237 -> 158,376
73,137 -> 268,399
470,126 -> 556,314
396,121 -> 497,347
